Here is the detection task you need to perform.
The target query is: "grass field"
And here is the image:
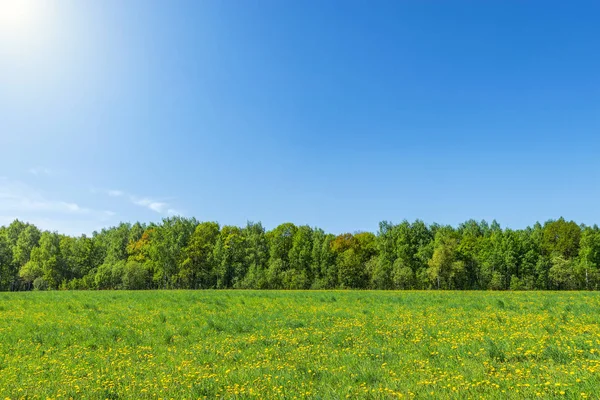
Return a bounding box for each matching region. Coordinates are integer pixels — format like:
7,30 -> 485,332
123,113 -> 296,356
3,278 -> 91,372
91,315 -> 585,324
0,291 -> 599,399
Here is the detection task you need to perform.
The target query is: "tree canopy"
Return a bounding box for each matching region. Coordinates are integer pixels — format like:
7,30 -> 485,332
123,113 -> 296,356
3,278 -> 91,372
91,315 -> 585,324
0,217 -> 597,291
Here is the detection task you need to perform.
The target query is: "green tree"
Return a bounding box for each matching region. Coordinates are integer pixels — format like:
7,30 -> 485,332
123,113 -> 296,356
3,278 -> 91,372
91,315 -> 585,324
13,224 -> 41,270
457,220 -> 486,289
332,232 -> 375,289
240,222 -> 270,289
542,218 -> 581,259
549,255 -> 575,290
427,227 -> 466,289
576,226 -> 600,290
337,248 -> 366,288
60,235 -> 95,282
180,222 -> 220,289
392,259 -> 415,289
286,226 -> 314,289
95,260 -> 126,289
96,223 -> 132,266
19,232 -> 65,289
122,261 -> 151,290
370,257 -> 393,289
310,231 -> 336,288
213,225 -> 245,288
266,223 -> 297,288
147,217 -> 197,288
0,230 -> 14,290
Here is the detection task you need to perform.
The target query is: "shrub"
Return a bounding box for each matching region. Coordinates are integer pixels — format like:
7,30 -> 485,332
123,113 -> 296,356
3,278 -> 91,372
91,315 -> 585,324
33,277 -> 48,291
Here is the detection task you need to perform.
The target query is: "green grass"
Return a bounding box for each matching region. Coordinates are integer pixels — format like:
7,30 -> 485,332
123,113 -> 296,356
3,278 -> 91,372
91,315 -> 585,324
0,291 -> 599,399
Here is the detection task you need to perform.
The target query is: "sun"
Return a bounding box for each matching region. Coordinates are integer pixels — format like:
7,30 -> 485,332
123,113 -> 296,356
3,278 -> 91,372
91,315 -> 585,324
0,0 -> 38,35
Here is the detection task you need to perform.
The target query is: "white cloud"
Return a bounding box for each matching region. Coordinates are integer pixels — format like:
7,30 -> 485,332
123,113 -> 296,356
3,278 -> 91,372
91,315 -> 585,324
131,197 -> 169,214
0,177 -> 117,235
94,187 -> 182,216
0,178 -> 89,214
62,202 -> 88,213
148,202 -> 168,213
107,189 -> 123,197
29,167 -> 54,176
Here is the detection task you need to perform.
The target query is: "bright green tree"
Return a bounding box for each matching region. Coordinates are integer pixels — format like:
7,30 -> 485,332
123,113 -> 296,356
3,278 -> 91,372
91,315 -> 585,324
180,222 -> 220,289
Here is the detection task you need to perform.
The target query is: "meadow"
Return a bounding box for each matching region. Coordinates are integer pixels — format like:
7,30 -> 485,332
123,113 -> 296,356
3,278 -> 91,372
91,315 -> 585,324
0,291 -> 599,399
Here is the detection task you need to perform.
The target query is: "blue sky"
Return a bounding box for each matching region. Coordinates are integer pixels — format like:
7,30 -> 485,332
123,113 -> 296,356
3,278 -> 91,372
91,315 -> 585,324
1,0 -> 599,235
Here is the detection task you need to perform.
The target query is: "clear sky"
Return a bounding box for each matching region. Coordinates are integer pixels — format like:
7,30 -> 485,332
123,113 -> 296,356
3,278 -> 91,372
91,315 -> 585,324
1,0 -> 599,235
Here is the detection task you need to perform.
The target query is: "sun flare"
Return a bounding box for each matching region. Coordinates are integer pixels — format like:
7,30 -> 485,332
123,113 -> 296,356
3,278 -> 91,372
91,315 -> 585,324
0,0 -> 38,35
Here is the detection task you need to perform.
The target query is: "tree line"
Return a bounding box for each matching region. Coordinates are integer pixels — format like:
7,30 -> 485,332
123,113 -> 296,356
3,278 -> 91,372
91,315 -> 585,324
0,217 -> 597,291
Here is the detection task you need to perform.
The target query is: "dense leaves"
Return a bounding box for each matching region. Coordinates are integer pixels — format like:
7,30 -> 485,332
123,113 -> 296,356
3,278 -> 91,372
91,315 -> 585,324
0,217 -> 598,290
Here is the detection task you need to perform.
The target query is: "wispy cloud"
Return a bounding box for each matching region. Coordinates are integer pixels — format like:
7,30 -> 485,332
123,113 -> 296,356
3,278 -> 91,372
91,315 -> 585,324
131,197 -> 168,213
94,187 -> 182,216
0,178 -> 117,235
107,190 -> 123,197
29,167 -> 54,176
0,178 -> 90,214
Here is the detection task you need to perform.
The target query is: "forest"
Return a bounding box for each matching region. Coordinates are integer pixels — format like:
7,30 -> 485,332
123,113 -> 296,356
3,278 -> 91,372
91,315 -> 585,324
0,217 -> 597,291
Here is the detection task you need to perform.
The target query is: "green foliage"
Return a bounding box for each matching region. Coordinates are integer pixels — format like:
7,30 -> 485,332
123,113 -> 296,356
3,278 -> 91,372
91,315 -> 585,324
95,261 -> 125,290
180,222 -> 220,289
0,231 -> 14,290
509,275 -> 524,291
32,276 -> 49,291
369,257 -> 393,289
542,218 -> 581,258
12,224 -> 41,277
0,216 -> 598,291
337,248 -> 367,289
392,262 -> 415,290
427,227 -> 466,289
122,261 -> 151,290
214,225 -> 245,289
549,255 -> 575,290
